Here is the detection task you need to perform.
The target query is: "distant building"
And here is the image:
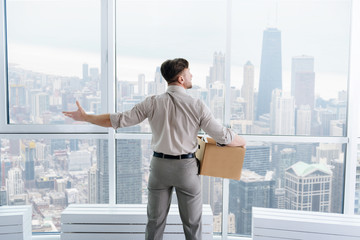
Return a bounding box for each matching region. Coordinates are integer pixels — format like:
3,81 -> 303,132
256,28 -> 282,120
241,61 -> 255,121
291,55 -> 315,109
229,170 -> 275,235
207,52 -> 225,88
285,161 -> 332,212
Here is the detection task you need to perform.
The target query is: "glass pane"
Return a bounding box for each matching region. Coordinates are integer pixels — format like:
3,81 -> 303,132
228,141 -> 345,236
6,0 -> 102,124
0,137 -> 109,233
116,139 -> 223,235
116,0 -> 226,134
355,144 -> 360,214
230,0 -> 351,136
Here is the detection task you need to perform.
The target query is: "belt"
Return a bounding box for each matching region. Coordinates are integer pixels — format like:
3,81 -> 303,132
153,152 -> 195,159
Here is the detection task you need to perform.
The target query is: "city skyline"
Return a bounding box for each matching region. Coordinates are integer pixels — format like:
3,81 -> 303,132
1,53 -> 350,234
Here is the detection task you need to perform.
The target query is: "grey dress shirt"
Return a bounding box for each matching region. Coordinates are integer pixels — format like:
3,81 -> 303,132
110,85 -> 235,155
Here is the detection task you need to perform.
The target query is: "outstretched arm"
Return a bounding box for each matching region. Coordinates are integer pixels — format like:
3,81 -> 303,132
62,101 -> 112,128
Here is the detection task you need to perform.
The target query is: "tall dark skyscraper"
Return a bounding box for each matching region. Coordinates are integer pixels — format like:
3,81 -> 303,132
25,142 -> 36,187
243,144 -> 271,176
229,170 -> 275,235
256,28 -> 282,120
116,125 -> 142,204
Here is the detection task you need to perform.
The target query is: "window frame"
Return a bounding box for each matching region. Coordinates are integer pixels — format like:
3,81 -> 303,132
0,0 -> 108,134
0,0 -> 359,238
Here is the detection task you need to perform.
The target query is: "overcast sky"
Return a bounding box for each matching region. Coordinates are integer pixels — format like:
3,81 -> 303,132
6,0 -> 352,99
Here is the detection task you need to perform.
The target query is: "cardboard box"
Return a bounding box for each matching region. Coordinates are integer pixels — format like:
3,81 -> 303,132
196,137 -> 246,180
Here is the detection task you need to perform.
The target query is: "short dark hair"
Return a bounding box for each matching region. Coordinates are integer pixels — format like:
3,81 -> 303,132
160,58 -> 189,84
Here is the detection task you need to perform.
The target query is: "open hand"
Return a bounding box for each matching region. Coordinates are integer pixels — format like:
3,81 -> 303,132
62,101 -> 87,122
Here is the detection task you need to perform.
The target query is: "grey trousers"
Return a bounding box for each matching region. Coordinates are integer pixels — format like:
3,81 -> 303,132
145,156 -> 202,240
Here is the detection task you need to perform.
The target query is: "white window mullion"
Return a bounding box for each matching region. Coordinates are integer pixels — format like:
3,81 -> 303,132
102,0 -> 116,205
222,0 -> 233,238
344,0 -> 360,215
0,0 -> 8,132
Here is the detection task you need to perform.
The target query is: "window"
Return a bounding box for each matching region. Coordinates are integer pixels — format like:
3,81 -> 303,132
0,136 -> 109,232
230,0 -> 350,137
6,0 -> 103,125
228,141 -> 345,236
0,0 -> 358,238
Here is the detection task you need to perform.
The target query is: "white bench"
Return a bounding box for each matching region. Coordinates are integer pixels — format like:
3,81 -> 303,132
252,207 -> 360,240
0,205 -> 32,240
61,204 -> 213,240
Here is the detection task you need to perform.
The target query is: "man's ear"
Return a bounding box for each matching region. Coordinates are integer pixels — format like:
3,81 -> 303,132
178,75 -> 184,84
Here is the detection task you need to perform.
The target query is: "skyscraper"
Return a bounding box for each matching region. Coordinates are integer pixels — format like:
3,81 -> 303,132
270,89 -> 295,135
25,142 -> 36,188
154,67 -> 166,95
209,81 -> 225,122
116,126 -> 142,204
88,165 -> 98,204
296,105 -> 312,135
331,158 -> 344,213
285,161 -> 332,212
315,143 -> 341,165
256,28 -> 282,120
0,187 -> 7,205
96,139 -> 109,204
241,61 -> 255,121
207,52 -> 225,88
243,144 -> 271,176
229,170 -> 275,235
6,167 -> 24,197
138,74 -> 145,96
82,63 -> 89,81
291,56 -> 315,109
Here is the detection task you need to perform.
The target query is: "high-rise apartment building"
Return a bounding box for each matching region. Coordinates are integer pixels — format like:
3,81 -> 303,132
88,165 -> 98,204
270,89 -> 295,135
285,161 -> 332,212
138,74 -> 145,96
241,61 -> 255,121
256,28 -> 282,120
6,167 -> 24,197
291,56 -> 315,109
296,105 -> 312,135
96,139 -> 109,204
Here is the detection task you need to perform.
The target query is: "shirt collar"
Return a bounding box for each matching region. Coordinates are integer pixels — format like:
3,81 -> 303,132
166,85 -> 187,94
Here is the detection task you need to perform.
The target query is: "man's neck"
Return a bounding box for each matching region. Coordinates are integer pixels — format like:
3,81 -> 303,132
168,83 -> 186,89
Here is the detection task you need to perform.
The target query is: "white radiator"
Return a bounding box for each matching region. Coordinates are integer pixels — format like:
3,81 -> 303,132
252,207 -> 360,240
0,205 -> 32,240
61,204 -> 213,240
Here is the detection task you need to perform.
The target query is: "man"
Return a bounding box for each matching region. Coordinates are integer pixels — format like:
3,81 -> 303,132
63,58 -> 246,240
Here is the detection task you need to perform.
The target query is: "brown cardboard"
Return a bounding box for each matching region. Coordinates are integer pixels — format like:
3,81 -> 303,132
196,137 -> 246,180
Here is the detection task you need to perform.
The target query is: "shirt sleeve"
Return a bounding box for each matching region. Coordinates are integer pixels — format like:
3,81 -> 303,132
109,97 -> 152,129
199,101 -> 235,144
